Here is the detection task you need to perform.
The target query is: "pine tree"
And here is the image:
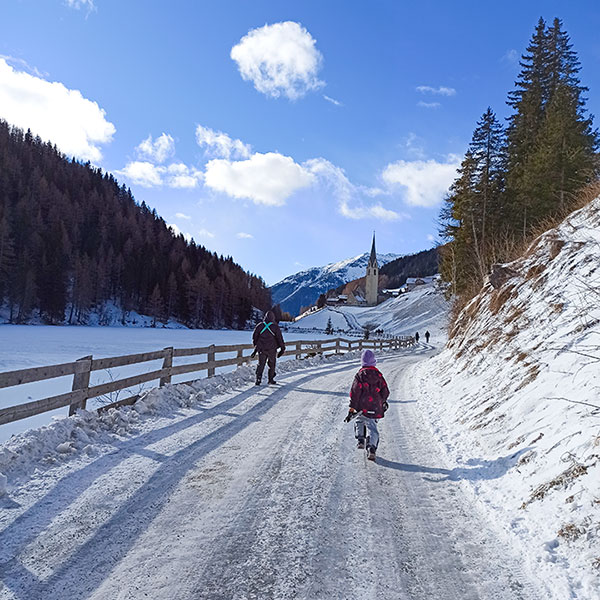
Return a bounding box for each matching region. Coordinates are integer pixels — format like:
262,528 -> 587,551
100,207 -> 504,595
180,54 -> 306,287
505,17 -> 599,234
325,316 -> 333,335
439,108 -> 507,294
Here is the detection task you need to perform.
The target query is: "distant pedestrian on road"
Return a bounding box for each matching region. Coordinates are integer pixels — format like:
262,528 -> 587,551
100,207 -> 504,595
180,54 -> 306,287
345,349 -> 389,462
425,330 -> 430,343
252,309 -> 286,385
415,331 -> 420,343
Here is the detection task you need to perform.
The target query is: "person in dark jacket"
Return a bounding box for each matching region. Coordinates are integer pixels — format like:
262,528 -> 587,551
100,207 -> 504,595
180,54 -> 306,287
345,349 -> 390,461
252,309 -> 286,385
425,330 -> 430,343
415,331 -> 420,344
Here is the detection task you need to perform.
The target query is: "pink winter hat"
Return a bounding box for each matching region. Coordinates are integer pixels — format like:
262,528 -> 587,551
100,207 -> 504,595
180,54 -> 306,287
361,349 -> 377,367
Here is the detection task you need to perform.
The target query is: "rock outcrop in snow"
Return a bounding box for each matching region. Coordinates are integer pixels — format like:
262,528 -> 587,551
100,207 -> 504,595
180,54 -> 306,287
411,196 -> 600,595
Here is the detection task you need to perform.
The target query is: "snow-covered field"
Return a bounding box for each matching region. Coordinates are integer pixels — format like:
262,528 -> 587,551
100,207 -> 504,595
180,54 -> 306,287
288,282 -> 449,341
0,326 -> 332,443
0,348 -> 550,599
409,197 -> 600,597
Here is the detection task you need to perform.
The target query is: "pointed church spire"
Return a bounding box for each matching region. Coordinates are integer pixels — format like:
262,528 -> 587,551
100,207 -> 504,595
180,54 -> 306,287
368,232 -> 378,268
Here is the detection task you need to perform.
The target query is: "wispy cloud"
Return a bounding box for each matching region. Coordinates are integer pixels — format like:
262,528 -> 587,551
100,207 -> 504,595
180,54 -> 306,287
323,95 -> 343,107
402,133 -> 426,159
0,55 -> 47,78
416,85 -> 456,96
0,58 -> 114,162
175,212 -> 191,220
136,133 -> 175,163
502,49 -> 519,64
231,21 -> 324,100
117,161 -> 202,188
417,101 -> 441,109
236,232 -> 254,239
198,228 -> 215,239
195,125 -> 251,159
305,158 -> 406,221
64,0 -> 96,12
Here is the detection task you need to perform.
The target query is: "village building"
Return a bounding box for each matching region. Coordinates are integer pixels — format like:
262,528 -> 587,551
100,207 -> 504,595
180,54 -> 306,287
365,233 -> 379,306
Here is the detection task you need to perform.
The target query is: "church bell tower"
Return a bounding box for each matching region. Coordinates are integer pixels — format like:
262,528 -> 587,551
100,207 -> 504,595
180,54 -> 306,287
365,233 -> 379,306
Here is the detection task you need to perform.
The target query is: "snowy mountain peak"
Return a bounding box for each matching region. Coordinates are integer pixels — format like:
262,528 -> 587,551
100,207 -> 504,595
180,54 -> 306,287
271,252 -> 401,316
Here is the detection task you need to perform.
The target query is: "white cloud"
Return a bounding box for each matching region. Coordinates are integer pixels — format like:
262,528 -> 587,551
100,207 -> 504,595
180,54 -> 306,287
305,158 -> 405,221
382,155 -> 461,208
175,212 -> 191,220
204,152 -> 314,206
231,21 -> 324,100
427,234 -> 436,242
168,223 -> 192,243
136,133 -> 175,163
502,49 -> 519,64
237,232 -> 254,239
323,95 -> 343,107
118,161 -> 163,187
417,101 -> 441,109
195,125 -> 251,159
165,163 -> 203,188
198,228 -> 215,239
416,85 -> 456,96
118,161 -> 202,188
0,58 -> 115,162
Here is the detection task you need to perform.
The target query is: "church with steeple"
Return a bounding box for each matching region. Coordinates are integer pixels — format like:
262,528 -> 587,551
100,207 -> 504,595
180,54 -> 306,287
365,233 -> 379,306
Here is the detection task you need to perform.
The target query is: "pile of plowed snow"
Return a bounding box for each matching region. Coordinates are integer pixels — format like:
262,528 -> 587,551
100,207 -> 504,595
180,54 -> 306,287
410,196 -> 600,597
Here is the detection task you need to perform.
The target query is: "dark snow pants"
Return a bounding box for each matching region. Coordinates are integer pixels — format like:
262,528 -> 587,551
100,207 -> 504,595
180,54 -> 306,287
256,349 -> 277,382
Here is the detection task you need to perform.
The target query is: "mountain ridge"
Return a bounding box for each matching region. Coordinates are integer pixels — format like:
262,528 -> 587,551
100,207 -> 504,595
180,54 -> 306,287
270,252 -> 401,316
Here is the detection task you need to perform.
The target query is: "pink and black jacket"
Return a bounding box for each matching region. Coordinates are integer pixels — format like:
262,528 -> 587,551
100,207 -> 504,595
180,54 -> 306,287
349,366 -> 390,419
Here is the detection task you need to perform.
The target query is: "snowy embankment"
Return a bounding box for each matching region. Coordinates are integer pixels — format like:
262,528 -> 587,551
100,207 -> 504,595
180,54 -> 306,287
287,283 -> 449,340
409,197 -> 600,598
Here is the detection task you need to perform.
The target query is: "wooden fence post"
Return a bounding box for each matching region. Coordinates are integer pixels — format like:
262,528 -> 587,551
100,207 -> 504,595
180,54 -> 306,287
296,341 -> 301,360
68,355 -> 92,416
359,339 -> 363,351
335,338 -> 340,354
160,347 -> 174,386
207,345 -> 216,377
237,348 -> 244,366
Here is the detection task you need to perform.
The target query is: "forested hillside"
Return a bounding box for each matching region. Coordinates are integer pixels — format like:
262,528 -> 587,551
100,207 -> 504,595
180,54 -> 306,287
379,247 -> 438,288
0,121 -> 271,327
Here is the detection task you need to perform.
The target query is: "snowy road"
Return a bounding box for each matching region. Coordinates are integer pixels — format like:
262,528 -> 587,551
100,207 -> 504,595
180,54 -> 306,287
1,350 -> 546,600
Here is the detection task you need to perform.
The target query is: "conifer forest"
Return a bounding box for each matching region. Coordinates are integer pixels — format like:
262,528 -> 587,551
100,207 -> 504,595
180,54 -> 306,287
0,122 -> 272,327
439,18 -> 599,300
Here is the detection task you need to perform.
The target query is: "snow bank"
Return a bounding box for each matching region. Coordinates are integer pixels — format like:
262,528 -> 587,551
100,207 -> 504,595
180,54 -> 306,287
0,348 -> 393,494
410,196 -> 600,597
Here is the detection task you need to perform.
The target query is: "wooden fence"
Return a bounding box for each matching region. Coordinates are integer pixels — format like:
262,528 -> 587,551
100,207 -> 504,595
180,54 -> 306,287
0,336 -> 413,427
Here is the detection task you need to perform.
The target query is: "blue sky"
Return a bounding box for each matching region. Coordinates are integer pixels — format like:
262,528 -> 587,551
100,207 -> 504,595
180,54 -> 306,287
1,1 -> 599,285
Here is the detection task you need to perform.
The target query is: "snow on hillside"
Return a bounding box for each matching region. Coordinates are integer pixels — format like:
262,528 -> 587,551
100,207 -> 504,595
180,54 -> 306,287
287,282 -> 449,340
409,196 -> 600,597
270,252 -> 400,316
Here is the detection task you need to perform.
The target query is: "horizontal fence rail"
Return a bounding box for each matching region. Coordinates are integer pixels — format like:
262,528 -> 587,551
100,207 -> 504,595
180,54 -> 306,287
0,336 -> 414,427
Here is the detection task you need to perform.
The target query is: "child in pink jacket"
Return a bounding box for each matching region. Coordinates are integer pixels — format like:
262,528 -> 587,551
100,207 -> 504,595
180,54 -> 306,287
345,349 -> 390,461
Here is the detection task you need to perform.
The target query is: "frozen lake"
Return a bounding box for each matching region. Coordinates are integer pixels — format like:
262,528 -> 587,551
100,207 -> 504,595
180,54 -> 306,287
0,325 -> 331,443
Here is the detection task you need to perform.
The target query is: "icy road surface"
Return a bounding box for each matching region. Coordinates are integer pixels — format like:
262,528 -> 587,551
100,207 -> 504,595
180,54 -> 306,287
1,350 -> 545,600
